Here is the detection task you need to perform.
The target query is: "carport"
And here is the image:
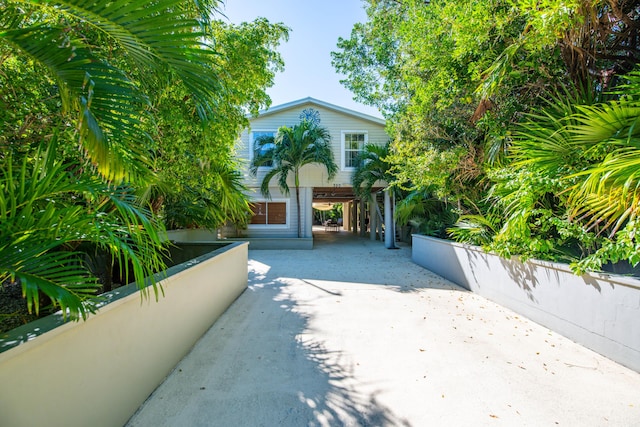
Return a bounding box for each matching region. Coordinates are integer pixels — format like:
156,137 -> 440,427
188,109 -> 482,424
312,186 -> 387,241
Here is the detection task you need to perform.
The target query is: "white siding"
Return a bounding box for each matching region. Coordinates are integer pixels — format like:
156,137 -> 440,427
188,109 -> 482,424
239,101 -> 388,188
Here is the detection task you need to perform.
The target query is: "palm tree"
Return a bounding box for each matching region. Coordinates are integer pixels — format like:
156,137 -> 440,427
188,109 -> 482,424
351,142 -> 398,248
1,0 -> 222,182
250,120 -> 338,238
511,73 -> 640,236
498,67 -> 640,270
0,0 -> 225,318
158,159 -> 250,230
0,139 -> 167,320
352,143 -> 392,197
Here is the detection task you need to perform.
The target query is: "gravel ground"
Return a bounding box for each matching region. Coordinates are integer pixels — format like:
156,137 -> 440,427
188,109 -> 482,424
0,282 -> 39,334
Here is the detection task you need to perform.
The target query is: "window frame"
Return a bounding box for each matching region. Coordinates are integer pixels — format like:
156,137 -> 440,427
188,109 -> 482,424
341,130 -> 368,171
247,199 -> 290,229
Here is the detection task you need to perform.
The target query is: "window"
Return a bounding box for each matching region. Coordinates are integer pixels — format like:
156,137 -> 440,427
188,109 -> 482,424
249,201 -> 287,225
342,132 -> 367,169
251,131 -> 276,167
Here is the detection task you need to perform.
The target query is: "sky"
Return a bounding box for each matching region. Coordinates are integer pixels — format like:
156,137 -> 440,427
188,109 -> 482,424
220,0 -> 383,119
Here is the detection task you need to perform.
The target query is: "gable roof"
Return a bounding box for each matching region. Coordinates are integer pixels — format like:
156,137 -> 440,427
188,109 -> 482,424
250,97 -> 386,126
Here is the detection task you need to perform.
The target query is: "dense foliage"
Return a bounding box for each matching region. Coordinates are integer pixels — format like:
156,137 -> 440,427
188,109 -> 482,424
0,0 -> 288,320
335,0 -> 640,272
150,18 -> 288,230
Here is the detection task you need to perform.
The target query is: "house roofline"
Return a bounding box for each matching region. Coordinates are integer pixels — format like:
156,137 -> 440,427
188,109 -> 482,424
248,97 -> 386,126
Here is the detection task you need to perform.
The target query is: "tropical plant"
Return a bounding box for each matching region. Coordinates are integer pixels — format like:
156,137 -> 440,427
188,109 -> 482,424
351,142 -> 400,248
396,188 -> 459,239
0,0 -> 273,321
333,0 -> 553,221
334,0 -> 640,275
496,68 -> 640,272
148,18 -> 288,231
0,140 -> 167,320
250,120 -> 338,238
352,142 -> 393,197
1,0 -> 225,182
159,162 -> 249,231
447,214 -> 501,247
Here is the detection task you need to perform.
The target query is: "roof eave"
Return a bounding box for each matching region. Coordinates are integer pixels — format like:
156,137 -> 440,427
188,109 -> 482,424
246,97 -> 386,126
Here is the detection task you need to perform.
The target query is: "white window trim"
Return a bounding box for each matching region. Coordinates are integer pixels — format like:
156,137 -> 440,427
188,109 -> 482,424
249,129 -> 277,167
247,198 -> 290,229
341,130 -> 368,171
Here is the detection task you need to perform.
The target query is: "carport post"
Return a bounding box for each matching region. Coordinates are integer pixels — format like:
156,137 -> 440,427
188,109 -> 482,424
370,195 -> 376,241
384,189 -> 397,249
351,201 -> 358,234
359,199 -> 367,237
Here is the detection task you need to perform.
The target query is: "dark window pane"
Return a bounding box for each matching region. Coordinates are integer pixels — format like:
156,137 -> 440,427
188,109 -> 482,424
344,133 -> 365,168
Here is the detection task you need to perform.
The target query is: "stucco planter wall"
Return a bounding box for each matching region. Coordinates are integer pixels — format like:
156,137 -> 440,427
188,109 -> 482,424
412,234 -> 640,372
0,241 -> 248,427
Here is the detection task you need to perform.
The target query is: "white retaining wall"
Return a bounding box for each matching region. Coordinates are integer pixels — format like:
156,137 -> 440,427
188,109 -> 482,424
412,234 -> 640,372
0,242 -> 248,427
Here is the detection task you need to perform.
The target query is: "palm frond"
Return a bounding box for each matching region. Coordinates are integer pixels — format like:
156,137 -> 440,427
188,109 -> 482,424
570,103 -> 640,146
0,139 -> 168,320
1,0 -> 223,181
447,214 -> 500,246
569,146 -> 640,234
510,89 -> 591,174
249,134 -> 276,175
259,167 -> 280,198
509,67 -> 640,238
30,0 -> 222,114
252,120 -> 337,198
351,142 -> 391,199
209,162 -> 250,223
476,40 -> 522,100
395,188 -> 440,225
1,23 -> 153,182
2,249 -> 99,319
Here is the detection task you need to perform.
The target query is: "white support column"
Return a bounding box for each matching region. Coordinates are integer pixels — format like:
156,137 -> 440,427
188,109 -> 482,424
384,189 -> 397,249
369,195 -> 376,241
343,201 -> 350,231
351,201 -> 358,234
374,195 -> 384,241
359,199 -> 366,237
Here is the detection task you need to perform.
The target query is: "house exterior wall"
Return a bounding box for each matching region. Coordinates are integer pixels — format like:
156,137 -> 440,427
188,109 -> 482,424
235,98 -> 388,239
243,187 -> 305,238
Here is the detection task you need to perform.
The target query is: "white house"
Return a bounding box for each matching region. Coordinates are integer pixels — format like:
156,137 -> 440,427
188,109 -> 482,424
227,97 -> 389,246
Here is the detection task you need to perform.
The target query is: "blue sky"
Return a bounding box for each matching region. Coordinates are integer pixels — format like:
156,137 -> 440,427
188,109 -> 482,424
221,0 -> 382,118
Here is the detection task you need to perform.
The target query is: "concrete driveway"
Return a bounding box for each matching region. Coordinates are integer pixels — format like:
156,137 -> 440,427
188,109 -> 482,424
127,229 -> 640,426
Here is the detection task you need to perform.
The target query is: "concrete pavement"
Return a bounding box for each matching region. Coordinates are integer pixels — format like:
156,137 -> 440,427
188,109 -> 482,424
127,228 -> 640,426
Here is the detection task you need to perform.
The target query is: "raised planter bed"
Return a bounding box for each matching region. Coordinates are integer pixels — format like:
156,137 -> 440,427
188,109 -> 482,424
167,228 -> 314,249
0,240 -> 249,427
412,234 -> 640,372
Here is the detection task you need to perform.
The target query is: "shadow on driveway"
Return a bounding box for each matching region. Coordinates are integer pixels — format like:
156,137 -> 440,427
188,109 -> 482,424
127,231 -> 640,426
